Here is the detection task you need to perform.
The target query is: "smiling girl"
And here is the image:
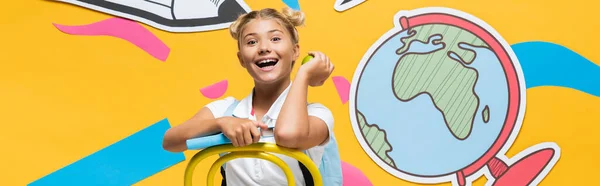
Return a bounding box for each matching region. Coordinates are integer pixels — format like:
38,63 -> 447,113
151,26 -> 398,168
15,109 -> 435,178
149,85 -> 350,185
163,7 -> 341,186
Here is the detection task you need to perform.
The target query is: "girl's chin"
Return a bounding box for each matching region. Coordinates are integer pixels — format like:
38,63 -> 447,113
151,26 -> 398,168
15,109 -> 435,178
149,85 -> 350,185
253,75 -> 288,85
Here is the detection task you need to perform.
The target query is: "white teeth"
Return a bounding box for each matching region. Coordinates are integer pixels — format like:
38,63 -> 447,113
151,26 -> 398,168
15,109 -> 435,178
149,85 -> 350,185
258,59 -> 277,64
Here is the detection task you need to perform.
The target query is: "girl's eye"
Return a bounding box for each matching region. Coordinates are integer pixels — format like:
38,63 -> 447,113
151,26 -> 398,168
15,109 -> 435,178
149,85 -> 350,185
247,40 -> 256,45
272,37 -> 281,41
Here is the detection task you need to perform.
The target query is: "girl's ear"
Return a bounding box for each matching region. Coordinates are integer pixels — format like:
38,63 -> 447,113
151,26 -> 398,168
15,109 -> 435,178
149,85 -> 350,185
291,43 -> 300,67
293,43 -> 300,59
237,51 -> 246,68
293,43 -> 300,63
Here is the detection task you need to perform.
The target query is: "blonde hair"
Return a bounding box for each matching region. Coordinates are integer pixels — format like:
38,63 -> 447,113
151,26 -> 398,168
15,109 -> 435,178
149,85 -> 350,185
229,7 -> 305,47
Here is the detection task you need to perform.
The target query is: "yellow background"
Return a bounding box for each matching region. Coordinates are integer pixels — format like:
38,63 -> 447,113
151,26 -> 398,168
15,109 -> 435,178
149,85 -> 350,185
2,0 -> 599,185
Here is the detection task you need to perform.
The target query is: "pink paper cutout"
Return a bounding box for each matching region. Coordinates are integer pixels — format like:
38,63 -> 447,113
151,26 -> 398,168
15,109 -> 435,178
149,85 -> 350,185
53,17 -> 170,61
200,80 -> 228,99
341,161 -> 373,186
332,76 -> 350,104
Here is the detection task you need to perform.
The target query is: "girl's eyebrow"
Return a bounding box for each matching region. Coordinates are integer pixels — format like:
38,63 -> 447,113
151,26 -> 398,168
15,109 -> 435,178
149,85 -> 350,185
268,29 -> 283,34
243,29 -> 284,39
243,32 -> 257,40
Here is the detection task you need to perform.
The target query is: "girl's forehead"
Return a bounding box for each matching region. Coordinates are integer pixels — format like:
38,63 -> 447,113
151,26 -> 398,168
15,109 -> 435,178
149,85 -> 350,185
243,18 -> 287,34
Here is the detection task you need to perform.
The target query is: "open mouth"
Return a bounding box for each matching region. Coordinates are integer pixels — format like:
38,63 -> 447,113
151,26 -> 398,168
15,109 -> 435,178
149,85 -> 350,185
255,58 -> 279,68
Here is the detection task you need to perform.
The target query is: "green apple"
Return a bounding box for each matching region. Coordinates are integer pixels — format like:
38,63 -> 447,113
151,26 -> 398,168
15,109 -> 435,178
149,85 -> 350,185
301,55 -> 313,65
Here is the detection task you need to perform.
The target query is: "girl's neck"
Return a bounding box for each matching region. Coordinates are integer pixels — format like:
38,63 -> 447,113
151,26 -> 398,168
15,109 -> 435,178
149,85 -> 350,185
252,77 -> 291,111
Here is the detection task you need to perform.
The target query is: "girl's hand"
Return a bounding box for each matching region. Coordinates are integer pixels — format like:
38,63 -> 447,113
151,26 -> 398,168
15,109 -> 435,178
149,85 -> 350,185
218,117 -> 268,147
298,51 -> 335,87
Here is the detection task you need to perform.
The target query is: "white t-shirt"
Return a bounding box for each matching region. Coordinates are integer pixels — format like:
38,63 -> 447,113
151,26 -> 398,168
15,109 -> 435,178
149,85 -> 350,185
205,84 -> 335,186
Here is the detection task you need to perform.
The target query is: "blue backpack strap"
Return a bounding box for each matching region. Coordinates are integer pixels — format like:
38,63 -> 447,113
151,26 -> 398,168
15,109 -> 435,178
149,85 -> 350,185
318,134 -> 343,186
299,137 -> 343,186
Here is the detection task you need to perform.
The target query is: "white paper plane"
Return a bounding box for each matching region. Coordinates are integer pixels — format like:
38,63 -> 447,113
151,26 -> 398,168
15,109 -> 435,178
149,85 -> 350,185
334,0 -> 366,12
53,0 -> 252,32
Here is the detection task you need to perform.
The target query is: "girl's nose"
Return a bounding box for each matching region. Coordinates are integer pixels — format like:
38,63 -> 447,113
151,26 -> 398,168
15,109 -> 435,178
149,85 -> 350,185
258,43 -> 271,55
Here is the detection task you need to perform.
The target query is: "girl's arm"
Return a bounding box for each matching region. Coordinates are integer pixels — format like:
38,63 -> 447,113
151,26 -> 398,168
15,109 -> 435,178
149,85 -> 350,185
275,51 -> 334,151
163,106 -> 266,152
275,76 -> 330,151
162,107 -> 222,152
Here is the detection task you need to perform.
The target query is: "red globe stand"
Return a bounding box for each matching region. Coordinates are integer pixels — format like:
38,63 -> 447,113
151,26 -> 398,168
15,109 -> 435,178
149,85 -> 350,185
455,144 -> 559,186
490,148 -> 557,186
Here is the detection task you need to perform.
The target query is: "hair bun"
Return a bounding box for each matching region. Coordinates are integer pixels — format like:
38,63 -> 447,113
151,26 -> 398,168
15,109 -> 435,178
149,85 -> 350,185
282,7 -> 305,27
229,13 -> 246,40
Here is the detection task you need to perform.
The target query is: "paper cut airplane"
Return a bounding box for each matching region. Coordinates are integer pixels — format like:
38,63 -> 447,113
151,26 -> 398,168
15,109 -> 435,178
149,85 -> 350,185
334,0 -> 366,12
53,0 -> 251,32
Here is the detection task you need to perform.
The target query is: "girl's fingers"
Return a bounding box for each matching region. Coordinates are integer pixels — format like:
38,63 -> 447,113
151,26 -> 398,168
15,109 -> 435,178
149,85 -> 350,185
230,135 -> 239,147
250,127 -> 261,143
312,51 -> 324,62
330,63 -> 335,73
243,127 -> 253,146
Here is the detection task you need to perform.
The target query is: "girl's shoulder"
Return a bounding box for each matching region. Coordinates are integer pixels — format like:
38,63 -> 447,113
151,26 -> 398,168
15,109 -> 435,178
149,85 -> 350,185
206,96 -> 238,106
307,102 -> 334,126
307,102 -> 332,113
204,96 -> 239,118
